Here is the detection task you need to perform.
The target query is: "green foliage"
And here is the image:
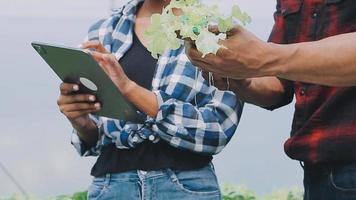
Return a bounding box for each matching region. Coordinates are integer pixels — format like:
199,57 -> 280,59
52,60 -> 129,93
144,0 -> 251,58
2,187 -> 303,200
263,188 -> 303,200
0,191 -> 87,200
70,191 -> 87,200
49,191 -> 87,200
221,184 -> 304,200
0,194 -> 38,200
222,184 -> 257,200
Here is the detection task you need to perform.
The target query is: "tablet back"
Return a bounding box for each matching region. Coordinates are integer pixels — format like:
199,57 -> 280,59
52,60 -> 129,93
32,42 -> 145,123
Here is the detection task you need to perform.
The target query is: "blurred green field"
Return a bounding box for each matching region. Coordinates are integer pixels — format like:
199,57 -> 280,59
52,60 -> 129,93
0,184 -> 303,200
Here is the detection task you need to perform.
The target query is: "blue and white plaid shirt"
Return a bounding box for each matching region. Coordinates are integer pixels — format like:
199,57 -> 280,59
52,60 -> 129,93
71,0 -> 243,157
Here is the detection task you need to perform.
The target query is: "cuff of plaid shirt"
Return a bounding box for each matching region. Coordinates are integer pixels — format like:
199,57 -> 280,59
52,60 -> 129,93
70,115 -> 103,157
153,90 -> 167,122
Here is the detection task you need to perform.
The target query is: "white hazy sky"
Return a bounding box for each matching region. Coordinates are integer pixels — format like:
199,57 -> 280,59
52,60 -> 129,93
1,0 -> 276,18
0,0 -> 302,198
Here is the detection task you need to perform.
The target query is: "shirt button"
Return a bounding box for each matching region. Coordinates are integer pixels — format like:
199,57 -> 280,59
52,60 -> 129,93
300,89 -> 306,96
281,9 -> 287,15
132,136 -> 139,142
149,135 -> 155,141
312,12 -> 318,18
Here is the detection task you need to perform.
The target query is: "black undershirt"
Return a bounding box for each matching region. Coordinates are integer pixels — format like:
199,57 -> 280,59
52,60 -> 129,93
91,32 -> 212,177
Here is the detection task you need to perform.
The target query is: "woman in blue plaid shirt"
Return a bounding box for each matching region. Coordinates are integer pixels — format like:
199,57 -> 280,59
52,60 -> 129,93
57,0 -> 243,199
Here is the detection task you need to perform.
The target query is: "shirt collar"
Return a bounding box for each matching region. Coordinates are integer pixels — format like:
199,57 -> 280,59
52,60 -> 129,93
122,0 -> 145,16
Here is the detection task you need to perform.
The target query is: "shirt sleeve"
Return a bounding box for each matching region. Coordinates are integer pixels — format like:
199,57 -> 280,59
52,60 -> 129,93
151,56 -> 243,155
265,0 -> 294,110
71,115 -> 103,156
71,114 -> 149,156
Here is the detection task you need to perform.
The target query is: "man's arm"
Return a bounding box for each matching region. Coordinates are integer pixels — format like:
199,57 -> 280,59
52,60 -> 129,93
272,32 -> 356,86
213,31 -> 356,107
186,0 -> 356,87
186,27 -> 356,87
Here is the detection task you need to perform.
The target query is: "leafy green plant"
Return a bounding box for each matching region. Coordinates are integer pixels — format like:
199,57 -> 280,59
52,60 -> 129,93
221,184 -> 304,200
49,191 -> 87,200
222,184 -> 257,200
263,188 -> 303,200
144,0 -> 251,58
2,186 -> 303,200
0,194 -> 38,200
0,191 -> 87,200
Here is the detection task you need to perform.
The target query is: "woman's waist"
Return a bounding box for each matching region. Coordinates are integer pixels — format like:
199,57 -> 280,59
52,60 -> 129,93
91,142 -> 212,177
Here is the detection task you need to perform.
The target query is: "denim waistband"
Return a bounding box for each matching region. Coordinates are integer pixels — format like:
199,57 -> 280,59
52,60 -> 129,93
95,164 -> 213,182
104,170 -> 168,181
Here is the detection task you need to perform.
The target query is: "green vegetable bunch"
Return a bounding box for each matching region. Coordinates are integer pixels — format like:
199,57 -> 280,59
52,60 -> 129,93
144,0 -> 251,58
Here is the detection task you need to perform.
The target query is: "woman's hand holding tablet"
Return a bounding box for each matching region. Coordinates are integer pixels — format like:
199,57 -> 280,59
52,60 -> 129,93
57,82 -> 101,146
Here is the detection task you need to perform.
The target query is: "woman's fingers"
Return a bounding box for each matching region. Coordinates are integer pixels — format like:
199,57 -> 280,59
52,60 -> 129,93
90,50 -> 101,61
89,50 -> 130,94
91,51 -> 111,74
58,82 -> 101,120
60,83 -> 79,95
90,51 -> 106,70
59,102 -> 101,113
57,94 -> 96,105
81,41 -> 109,53
90,51 -> 121,75
90,51 -> 115,63
65,109 -> 99,120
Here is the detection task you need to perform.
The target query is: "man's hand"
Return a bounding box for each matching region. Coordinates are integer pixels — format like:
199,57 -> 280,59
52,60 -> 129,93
185,26 -> 280,79
187,25 -> 356,86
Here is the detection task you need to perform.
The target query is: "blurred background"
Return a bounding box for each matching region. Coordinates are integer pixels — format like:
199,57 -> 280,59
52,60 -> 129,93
0,0 -> 302,198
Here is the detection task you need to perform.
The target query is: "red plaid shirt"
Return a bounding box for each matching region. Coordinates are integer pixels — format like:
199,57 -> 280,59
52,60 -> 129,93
268,0 -> 356,164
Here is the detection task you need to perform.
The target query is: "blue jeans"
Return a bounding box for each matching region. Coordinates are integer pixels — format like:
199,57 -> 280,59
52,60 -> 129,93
87,164 -> 222,200
303,161 -> 356,200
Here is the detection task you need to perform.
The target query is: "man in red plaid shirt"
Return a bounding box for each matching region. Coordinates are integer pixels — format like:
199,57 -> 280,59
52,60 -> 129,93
186,0 -> 356,199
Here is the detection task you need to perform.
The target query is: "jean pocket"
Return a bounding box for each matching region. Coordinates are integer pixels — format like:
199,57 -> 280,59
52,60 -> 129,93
167,164 -> 221,196
329,165 -> 356,195
87,176 -> 108,200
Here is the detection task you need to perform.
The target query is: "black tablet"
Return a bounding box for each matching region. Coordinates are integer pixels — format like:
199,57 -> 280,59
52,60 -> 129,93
32,42 -> 145,123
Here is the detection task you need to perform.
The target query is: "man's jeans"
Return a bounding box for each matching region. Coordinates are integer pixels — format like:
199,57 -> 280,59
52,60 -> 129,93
87,164 -> 221,200
303,161 -> 356,200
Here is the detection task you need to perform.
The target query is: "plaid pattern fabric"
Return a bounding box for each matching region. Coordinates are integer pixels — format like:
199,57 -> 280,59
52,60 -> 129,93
268,0 -> 356,164
71,0 -> 243,157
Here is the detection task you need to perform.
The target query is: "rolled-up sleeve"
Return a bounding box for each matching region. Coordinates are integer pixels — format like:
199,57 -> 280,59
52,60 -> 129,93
151,61 -> 243,155
71,115 -> 104,157
71,114 -> 150,156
